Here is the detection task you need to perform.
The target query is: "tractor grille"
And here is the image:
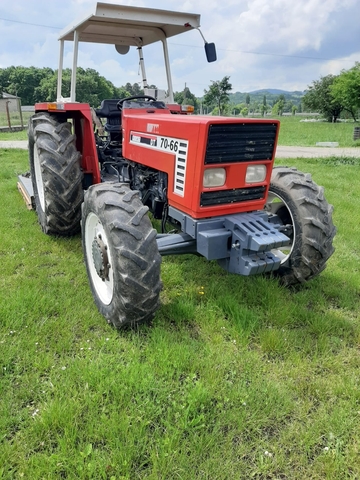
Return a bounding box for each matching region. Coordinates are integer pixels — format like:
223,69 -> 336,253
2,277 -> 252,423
200,186 -> 266,207
204,123 -> 277,164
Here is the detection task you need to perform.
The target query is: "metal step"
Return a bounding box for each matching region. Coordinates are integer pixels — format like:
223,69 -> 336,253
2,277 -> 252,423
17,174 -> 34,210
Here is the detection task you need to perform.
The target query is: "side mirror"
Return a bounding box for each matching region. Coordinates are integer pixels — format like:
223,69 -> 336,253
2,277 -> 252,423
205,43 -> 217,63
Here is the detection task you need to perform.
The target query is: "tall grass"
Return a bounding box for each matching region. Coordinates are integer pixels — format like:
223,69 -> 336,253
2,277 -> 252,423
1,149 -> 359,479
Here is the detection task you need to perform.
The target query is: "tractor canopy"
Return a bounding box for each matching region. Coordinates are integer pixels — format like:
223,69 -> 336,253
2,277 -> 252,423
56,2 -> 215,103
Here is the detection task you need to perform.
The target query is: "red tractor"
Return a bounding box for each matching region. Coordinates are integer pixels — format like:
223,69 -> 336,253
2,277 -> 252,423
25,2 -> 336,328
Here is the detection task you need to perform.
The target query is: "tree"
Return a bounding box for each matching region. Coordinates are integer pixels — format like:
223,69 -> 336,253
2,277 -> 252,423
331,62 -> 360,122
34,68 -> 120,106
271,102 -> 280,116
174,86 -> 198,112
303,74 -> 343,122
260,104 -> 268,117
124,82 -> 143,97
245,93 -> 250,106
0,66 -> 124,106
272,96 -> 285,116
203,76 -> 232,115
1,66 -> 53,104
1,66 -> 145,106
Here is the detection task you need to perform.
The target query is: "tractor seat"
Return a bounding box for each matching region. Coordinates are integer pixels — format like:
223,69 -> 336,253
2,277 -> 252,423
95,99 -> 121,134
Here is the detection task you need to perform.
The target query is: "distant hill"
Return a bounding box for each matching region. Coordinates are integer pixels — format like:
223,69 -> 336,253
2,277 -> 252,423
249,88 -> 304,96
229,89 -> 304,107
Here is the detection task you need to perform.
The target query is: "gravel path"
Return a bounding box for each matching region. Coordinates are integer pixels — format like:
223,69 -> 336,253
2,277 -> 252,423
0,140 -> 359,158
0,140 -> 28,149
275,145 -> 360,158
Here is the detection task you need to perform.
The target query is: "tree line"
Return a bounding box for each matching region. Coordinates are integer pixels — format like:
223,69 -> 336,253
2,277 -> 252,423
0,66 -> 298,116
2,63 -> 359,121
0,66 -> 199,110
202,62 -> 360,120
303,62 -> 360,122
202,77 -> 301,117
0,66 -> 154,107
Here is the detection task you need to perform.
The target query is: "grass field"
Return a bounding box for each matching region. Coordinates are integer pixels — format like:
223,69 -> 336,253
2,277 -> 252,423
277,116 -> 360,148
0,129 -> 28,141
1,114 -> 360,147
1,148 -> 360,479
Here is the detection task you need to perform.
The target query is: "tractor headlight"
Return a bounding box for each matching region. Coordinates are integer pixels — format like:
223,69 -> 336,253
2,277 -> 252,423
203,168 -> 226,188
246,164 -> 267,183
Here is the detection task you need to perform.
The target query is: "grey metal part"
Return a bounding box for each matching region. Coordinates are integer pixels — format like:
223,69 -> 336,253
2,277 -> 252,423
163,206 -> 290,276
197,228 -> 231,260
17,174 -> 34,209
18,174 -> 34,197
156,232 -> 197,256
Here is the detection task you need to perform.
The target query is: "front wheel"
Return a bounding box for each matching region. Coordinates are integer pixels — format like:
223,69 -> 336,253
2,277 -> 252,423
265,167 -> 336,286
82,183 -> 162,328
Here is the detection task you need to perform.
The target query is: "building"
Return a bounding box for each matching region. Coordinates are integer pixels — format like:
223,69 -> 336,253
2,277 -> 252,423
0,92 -> 20,113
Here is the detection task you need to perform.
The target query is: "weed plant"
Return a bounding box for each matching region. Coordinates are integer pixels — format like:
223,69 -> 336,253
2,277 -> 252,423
0,150 -> 359,479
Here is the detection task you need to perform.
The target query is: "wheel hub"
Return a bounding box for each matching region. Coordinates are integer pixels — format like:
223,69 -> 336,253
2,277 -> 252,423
92,234 -> 110,281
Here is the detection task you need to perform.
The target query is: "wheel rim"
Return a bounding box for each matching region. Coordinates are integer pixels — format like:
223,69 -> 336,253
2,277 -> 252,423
34,144 -> 45,211
265,191 -> 295,263
85,212 -> 114,305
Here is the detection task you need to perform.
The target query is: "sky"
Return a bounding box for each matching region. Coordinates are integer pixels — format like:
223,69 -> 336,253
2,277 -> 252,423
0,0 -> 359,97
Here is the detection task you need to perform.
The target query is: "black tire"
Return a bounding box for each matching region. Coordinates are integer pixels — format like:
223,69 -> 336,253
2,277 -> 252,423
82,183 -> 162,328
28,112 -> 83,235
265,167 -> 336,286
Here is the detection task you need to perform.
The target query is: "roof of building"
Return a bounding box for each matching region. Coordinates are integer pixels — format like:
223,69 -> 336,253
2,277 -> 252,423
1,92 -> 18,99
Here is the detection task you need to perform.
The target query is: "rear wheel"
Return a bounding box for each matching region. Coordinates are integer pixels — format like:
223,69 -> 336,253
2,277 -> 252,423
28,112 -> 83,235
265,167 -> 336,286
82,183 -> 162,328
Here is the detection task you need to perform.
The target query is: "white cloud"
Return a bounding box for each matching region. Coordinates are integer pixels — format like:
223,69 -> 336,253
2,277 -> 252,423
0,0 -> 359,96
320,52 -> 360,77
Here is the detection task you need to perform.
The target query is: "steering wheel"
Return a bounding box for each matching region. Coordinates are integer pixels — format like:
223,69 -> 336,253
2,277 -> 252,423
117,95 -> 157,111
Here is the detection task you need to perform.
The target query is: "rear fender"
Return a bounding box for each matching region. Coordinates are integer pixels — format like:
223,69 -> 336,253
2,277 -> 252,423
34,102 -> 101,185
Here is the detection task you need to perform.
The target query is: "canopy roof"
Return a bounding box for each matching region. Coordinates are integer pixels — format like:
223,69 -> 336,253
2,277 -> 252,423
59,2 -> 201,47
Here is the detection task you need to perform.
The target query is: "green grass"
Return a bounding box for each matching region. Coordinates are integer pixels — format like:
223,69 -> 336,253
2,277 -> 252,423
1,149 -> 360,479
277,115 -> 360,147
0,109 -> 29,141
0,129 -> 28,141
